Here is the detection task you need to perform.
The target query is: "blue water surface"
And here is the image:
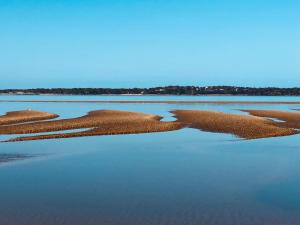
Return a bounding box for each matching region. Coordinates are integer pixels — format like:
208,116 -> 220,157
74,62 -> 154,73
0,95 -> 299,225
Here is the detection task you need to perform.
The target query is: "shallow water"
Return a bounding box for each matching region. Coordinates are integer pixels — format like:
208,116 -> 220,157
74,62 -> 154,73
0,95 -> 299,225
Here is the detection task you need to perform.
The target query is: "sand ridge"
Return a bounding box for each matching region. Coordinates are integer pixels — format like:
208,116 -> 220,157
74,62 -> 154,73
241,109 -> 300,129
1,108 -> 300,142
0,110 -> 59,125
172,110 -> 298,139
1,110 -> 183,142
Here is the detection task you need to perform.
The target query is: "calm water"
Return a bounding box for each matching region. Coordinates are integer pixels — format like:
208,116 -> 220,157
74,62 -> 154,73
0,95 -> 299,225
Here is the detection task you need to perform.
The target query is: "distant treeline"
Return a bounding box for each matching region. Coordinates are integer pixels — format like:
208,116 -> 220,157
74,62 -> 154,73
1,86 -> 300,96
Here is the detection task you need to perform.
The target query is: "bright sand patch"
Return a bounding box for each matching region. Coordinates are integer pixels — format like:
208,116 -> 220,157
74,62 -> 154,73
172,110 -> 298,139
0,110 -> 58,125
241,110 -> 300,129
1,110 -> 183,142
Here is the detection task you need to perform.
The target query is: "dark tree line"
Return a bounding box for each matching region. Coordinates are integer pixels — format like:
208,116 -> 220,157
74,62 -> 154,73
1,86 -> 300,96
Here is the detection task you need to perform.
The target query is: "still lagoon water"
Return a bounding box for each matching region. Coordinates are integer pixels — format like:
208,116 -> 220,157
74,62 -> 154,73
0,95 -> 299,225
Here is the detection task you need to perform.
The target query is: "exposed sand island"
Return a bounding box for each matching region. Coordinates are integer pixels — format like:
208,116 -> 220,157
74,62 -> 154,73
172,110 -> 298,139
241,110 -> 300,129
0,110 -> 58,125
1,110 -> 183,142
1,108 -> 299,142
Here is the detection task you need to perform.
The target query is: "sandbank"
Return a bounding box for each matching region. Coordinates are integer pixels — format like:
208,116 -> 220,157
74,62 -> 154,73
2,110 -> 183,142
0,110 -> 58,125
172,110 -> 298,139
242,110 -> 300,129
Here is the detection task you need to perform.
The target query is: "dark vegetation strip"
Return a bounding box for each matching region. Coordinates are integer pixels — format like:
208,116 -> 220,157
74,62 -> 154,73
1,86 -> 300,96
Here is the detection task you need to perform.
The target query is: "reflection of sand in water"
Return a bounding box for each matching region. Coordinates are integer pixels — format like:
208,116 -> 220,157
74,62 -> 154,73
0,153 -> 31,163
0,110 -> 58,125
242,110 -> 300,129
172,110 -> 298,139
1,110 -> 183,142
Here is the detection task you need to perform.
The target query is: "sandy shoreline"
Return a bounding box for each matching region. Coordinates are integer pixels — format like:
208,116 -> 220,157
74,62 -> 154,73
1,100 -> 300,104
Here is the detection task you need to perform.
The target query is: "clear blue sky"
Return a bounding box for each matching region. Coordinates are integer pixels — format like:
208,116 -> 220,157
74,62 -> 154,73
0,0 -> 299,88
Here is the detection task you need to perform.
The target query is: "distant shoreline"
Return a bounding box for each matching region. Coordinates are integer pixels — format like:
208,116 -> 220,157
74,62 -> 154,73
1,93 -> 299,97
1,86 -> 300,96
0,93 -> 245,96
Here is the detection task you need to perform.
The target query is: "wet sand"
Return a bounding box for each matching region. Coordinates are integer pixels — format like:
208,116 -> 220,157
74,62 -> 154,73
242,110 -> 300,129
2,110 -> 183,142
172,110 -> 298,139
0,110 -> 58,125
1,100 -> 300,104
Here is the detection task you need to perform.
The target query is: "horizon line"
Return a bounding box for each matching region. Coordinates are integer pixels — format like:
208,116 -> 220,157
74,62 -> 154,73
1,85 -> 300,90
